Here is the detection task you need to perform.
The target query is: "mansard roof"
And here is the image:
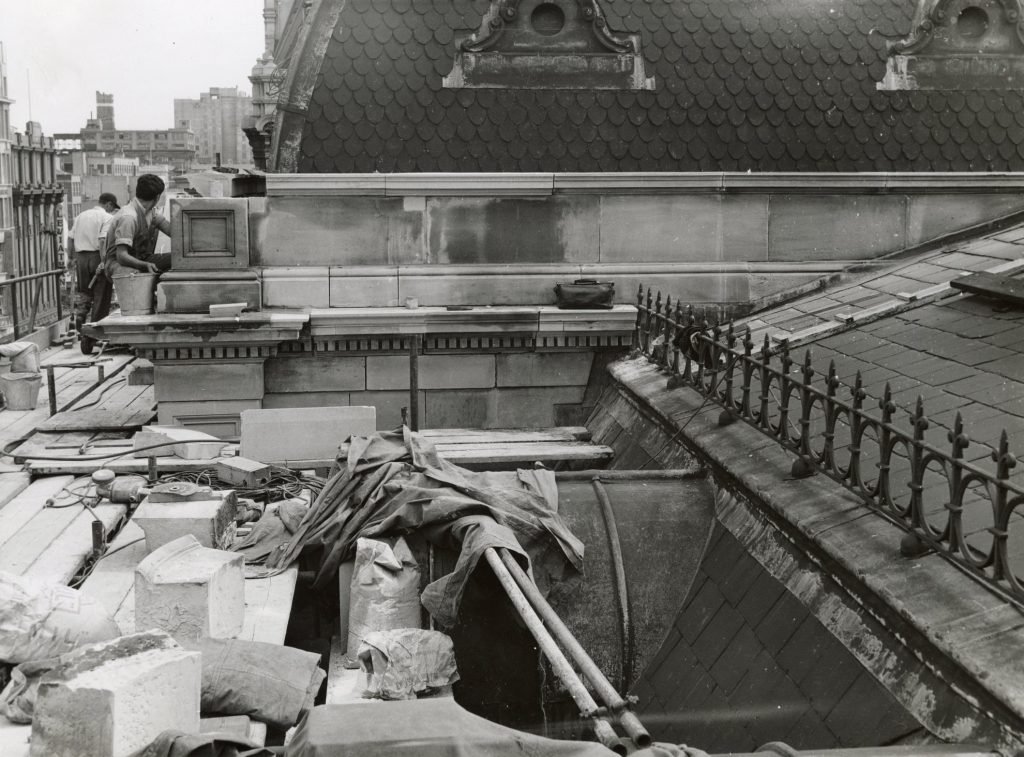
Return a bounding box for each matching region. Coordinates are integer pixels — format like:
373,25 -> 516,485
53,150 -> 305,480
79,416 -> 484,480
277,0 -> 1024,172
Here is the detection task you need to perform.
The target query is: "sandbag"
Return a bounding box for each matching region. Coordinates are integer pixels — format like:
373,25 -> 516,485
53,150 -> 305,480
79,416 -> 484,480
0,571 -> 120,664
357,628 -> 458,701
346,537 -> 420,665
199,637 -> 325,730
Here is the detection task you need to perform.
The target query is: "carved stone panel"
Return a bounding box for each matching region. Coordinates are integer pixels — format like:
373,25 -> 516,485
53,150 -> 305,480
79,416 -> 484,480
170,198 -> 250,270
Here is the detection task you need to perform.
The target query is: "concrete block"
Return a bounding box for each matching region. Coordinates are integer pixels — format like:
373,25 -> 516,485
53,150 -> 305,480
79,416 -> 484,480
908,193 -> 1024,247
265,354 -> 366,393
263,267 -> 330,308
263,391 -> 351,409
260,196 -> 392,266
239,406 -> 376,463
154,361 -> 264,402
157,399 -> 261,437
494,386 -> 586,428
135,535 -> 245,642
349,390 -> 423,429
133,486 -> 237,552
31,630 -> 200,757
366,354 -> 495,390
496,352 -> 594,387
398,272 -> 568,307
156,279 -> 261,314
133,425 -> 228,460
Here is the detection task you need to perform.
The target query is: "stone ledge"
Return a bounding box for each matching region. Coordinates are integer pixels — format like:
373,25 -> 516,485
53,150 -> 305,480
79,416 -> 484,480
608,356 -> 1024,749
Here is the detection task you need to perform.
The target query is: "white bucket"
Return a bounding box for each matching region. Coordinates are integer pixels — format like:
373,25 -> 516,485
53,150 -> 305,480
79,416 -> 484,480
1,372 -> 42,411
112,273 -> 157,316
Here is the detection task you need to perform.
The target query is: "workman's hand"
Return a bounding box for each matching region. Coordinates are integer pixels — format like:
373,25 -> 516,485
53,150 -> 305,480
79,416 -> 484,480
144,262 -> 160,274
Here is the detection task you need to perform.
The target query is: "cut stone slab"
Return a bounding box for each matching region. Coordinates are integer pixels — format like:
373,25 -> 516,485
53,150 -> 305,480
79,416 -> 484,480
132,484 -> 237,552
127,359 -> 154,386
135,534 -> 244,642
133,425 -> 227,460
239,406 -> 376,464
30,630 -> 200,757
156,280 -> 261,314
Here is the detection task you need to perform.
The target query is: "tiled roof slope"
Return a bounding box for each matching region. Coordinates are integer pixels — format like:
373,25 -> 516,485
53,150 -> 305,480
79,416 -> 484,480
297,0 -> 1024,172
738,224 -> 1024,478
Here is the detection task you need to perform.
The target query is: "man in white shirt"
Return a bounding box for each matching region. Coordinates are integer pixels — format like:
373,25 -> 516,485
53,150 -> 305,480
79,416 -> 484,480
68,193 -> 119,332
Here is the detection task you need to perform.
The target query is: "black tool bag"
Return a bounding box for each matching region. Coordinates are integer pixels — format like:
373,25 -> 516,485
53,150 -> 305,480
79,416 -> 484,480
554,279 -> 615,309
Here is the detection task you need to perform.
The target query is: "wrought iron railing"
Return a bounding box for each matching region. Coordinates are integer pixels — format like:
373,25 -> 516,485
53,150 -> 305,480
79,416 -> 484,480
632,284 -> 1024,606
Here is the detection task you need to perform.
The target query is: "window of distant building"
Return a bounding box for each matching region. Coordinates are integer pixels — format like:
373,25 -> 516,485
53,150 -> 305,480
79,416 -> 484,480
444,0 -> 654,90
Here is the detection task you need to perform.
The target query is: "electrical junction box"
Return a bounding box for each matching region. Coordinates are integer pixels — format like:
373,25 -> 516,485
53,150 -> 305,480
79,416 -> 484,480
217,457 -> 272,489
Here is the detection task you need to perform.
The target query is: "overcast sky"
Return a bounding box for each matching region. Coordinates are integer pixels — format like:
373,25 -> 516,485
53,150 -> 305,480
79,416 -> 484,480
2,0 -> 265,134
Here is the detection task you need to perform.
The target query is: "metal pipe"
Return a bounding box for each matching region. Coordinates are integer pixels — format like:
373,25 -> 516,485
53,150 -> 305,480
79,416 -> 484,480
591,477 -> 635,692
496,548 -> 651,749
554,469 -> 703,481
482,548 -> 624,754
409,334 -> 420,431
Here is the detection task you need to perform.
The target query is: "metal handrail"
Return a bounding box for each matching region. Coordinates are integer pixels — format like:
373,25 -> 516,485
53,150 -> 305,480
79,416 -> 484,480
632,283 -> 1024,606
0,267 -> 65,339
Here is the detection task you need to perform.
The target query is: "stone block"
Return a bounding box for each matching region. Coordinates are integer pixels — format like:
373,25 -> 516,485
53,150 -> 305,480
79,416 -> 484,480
260,196 -> 392,266
907,193 -> 1024,247
127,359 -> 154,386
170,197 -> 250,269
423,389 -> 497,428
330,268 -> 400,307
366,354 -> 495,390
265,354 -> 366,393
263,391 -> 351,409
133,425 -> 228,460
350,390 -> 423,429
496,352 -> 593,387
263,267 -> 330,308
156,279 -> 261,314
494,386 -> 586,428
132,486 -> 237,552
239,406 -> 377,463
154,361 -> 264,402
135,535 -> 244,642
599,194 -> 768,263
31,630 -> 200,757
768,195 -> 906,260
157,399 -> 261,438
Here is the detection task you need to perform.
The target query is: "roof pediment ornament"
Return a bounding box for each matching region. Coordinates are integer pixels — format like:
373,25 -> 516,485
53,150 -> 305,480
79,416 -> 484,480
877,0 -> 1024,89
443,0 -> 655,90
460,0 -> 632,55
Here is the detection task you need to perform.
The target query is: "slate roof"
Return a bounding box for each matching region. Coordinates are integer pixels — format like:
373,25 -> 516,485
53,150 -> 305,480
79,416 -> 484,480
295,0 -> 1024,173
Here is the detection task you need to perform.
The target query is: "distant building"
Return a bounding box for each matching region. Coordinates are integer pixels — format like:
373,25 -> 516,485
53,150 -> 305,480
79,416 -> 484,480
174,87 -> 254,167
0,43 -> 13,267
55,92 -> 196,174
244,0 -> 297,169
8,120 -> 64,336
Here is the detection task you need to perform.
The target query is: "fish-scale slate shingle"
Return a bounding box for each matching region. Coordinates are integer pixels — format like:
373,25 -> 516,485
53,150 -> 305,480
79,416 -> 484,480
295,0 -> 1024,172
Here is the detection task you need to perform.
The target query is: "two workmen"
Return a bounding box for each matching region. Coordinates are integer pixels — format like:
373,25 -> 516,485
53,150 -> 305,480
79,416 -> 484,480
72,173 -> 171,354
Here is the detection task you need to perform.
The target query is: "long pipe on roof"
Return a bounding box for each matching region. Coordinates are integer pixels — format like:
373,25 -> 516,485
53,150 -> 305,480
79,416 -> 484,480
482,548 -> 627,755
495,547 -> 652,749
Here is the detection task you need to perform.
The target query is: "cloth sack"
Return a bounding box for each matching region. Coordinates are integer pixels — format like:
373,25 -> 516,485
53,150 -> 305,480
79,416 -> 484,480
357,628 -> 458,700
346,537 -> 421,662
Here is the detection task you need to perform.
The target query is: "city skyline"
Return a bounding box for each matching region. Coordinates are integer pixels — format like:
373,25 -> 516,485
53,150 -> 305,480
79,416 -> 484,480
1,0 -> 264,134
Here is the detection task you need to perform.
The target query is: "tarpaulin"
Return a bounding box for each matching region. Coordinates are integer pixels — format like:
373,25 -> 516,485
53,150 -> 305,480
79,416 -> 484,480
267,429 -> 584,629
284,700 -> 710,757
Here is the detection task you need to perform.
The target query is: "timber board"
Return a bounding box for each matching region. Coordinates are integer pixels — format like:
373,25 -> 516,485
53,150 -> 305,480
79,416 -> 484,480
37,407 -> 156,433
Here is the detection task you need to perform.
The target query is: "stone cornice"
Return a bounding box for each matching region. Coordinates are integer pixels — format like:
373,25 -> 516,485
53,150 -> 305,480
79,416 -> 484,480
93,311 -> 308,353
264,172 -> 1024,197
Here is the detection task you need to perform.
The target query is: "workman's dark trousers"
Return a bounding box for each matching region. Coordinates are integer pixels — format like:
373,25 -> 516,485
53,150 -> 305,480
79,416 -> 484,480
83,253 -> 171,354
73,250 -> 102,329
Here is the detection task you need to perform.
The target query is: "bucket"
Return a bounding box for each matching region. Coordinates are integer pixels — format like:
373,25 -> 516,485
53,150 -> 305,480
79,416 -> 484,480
112,272 -> 157,316
0,342 -> 40,373
1,372 -> 42,411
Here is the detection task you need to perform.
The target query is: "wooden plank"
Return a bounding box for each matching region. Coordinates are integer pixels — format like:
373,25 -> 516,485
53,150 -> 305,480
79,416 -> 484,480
0,476 -> 75,552
0,471 -> 31,511
326,635 -> 365,705
23,503 -> 126,585
418,427 -> 592,443
241,565 -> 299,645
435,441 -> 615,465
37,407 -> 156,433
951,271 -> 1024,307
79,520 -> 148,632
